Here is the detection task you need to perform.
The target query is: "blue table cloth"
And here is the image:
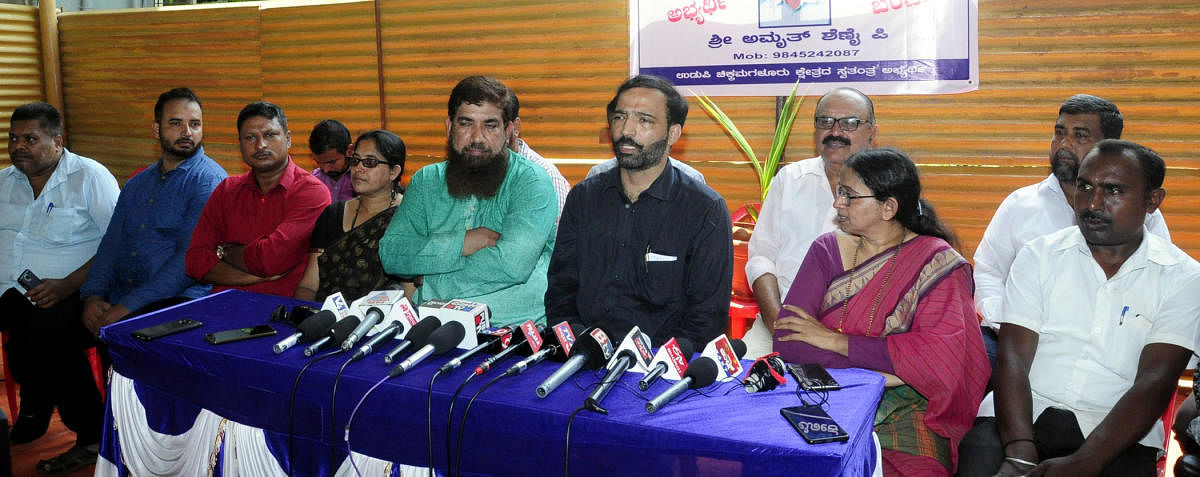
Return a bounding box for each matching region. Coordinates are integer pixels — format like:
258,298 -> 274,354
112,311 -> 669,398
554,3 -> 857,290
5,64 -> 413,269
99,290 -> 884,476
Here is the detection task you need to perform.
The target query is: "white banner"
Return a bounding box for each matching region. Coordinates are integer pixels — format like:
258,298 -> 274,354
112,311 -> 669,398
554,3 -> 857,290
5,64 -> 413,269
631,0 -> 979,96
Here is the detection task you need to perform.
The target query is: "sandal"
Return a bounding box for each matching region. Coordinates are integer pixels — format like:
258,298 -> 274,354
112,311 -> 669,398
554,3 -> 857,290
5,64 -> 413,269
37,444 -> 98,475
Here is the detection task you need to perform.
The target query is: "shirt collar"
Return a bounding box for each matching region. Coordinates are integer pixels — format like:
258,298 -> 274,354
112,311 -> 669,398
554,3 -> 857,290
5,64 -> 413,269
238,156 -> 297,193
1063,224 -> 1180,272
43,149 -> 81,191
154,146 -> 208,176
602,160 -> 678,202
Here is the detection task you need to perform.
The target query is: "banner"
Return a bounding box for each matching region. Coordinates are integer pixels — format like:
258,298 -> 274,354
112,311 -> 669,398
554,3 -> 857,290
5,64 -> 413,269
631,0 -> 978,96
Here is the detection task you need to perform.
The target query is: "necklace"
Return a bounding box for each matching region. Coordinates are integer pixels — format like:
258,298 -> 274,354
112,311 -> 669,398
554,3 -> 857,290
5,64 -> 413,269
350,194 -> 394,230
836,233 -> 907,336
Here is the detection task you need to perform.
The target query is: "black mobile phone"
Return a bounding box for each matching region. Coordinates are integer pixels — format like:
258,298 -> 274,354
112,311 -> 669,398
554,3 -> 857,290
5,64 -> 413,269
205,324 -> 277,344
780,405 -> 850,444
17,269 -> 42,290
787,363 -> 841,391
131,319 -> 203,341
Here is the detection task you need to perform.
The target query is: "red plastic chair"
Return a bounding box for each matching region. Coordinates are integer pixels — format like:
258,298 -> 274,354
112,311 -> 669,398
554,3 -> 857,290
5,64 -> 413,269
729,204 -> 761,338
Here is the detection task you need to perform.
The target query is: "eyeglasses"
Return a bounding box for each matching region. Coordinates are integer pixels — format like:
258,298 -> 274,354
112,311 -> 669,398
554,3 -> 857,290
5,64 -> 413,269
814,116 -> 871,132
836,185 -> 877,201
347,156 -> 391,168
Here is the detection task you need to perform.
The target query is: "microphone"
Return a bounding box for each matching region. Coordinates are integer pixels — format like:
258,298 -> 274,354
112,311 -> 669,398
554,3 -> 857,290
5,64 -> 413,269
304,315 -> 360,357
389,321 -> 466,377
438,325 -> 515,373
645,357 -> 719,413
273,310 -> 336,354
384,316 -> 441,364
638,338 -> 696,391
700,335 -> 748,382
743,352 -> 787,393
341,306 -> 385,351
584,328 -> 653,414
350,320 -> 404,361
474,322 -> 546,375
536,327 -> 615,399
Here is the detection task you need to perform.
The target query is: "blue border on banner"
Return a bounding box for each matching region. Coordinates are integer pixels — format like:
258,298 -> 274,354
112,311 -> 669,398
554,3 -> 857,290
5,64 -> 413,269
642,59 -> 969,86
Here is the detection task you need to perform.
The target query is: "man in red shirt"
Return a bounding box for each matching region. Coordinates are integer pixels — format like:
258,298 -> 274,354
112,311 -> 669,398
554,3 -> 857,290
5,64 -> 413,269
185,101 -> 330,297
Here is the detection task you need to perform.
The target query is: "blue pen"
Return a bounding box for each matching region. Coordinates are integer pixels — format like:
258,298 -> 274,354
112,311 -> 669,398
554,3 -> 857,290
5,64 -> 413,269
1120,305 -> 1129,326
45,202 -> 54,215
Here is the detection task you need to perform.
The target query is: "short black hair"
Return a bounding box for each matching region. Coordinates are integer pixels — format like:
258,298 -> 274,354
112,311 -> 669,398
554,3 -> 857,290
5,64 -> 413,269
237,101 -> 288,133
816,87 -> 875,122
154,87 -> 202,123
606,75 -> 688,128
504,89 -> 520,123
11,102 -> 63,137
308,119 -> 351,155
1092,139 -> 1165,194
447,76 -> 512,123
1059,94 -> 1122,139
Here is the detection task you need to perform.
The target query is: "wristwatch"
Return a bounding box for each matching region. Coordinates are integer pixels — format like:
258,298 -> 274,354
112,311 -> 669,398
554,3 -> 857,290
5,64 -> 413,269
215,244 -> 227,261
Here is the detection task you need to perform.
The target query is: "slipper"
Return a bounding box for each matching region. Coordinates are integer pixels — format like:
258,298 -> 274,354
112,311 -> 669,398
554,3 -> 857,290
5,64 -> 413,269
36,444 -> 98,475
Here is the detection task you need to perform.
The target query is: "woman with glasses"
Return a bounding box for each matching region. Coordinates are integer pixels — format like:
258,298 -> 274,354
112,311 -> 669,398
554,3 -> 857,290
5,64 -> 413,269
295,130 -> 406,302
774,147 -> 989,476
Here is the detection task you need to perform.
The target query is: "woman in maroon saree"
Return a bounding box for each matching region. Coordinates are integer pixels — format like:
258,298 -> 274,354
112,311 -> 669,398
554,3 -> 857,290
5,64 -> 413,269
773,148 -> 989,477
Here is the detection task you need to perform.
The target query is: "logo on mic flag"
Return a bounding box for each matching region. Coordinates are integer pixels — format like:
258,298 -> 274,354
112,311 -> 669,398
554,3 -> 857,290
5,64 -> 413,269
663,338 -> 688,375
553,321 -> 576,356
590,328 -> 614,360
520,320 -> 543,352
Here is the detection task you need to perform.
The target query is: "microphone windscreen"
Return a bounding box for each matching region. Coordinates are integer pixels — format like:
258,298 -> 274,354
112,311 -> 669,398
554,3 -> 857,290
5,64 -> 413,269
729,339 -> 748,359
428,321 -> 466,353
298,310 -> 337,341
330,316 -> 362,342
685,357 -> 719,389
676,338 -> 696,360
406,316 -> 442,349
574,327 -> 612,369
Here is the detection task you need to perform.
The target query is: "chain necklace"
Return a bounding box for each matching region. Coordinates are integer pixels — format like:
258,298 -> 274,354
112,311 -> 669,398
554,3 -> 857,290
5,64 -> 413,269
836,233 -> 907,336
350,194 -> 394,230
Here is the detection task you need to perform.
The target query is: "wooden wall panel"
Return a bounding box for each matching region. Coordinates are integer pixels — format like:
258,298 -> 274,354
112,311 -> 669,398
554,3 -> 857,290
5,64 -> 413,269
0,4 -> 43,164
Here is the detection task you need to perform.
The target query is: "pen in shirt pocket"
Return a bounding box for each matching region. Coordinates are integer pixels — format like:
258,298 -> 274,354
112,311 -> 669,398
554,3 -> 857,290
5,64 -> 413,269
45,202 -> 54,215
1119,305 -> 1129,326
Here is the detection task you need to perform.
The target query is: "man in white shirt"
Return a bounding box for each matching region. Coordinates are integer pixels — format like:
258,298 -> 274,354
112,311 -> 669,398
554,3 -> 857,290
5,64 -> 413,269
741,87 -> 877,358
958,140 -> 1200,477
0,102 -> 119,469
973,95 -> 1169,367
505,89 -> 571,221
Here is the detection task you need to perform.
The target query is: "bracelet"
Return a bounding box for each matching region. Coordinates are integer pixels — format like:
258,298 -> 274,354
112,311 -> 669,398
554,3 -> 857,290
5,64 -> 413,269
1003,438 -> 1036,451
1004,456 -> 1037,470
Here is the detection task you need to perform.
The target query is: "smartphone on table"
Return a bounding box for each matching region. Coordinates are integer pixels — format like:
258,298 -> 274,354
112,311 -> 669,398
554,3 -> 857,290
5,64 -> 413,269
205,324 -> 277,344
131,319 -> 203,341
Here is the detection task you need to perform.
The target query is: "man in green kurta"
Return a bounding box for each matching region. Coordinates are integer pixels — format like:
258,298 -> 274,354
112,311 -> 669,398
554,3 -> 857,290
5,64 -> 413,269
379,76 -> 557,327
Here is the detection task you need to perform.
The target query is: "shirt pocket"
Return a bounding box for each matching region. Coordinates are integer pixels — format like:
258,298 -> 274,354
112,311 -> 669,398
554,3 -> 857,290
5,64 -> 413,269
640,248 -> 683,306
35,206 -> 92,245
1096,304 -> 1155,380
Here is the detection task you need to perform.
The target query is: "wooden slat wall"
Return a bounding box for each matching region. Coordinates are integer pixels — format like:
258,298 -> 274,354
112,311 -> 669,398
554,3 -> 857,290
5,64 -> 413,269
45,0 -> 1200,262
0,4 -> 43,163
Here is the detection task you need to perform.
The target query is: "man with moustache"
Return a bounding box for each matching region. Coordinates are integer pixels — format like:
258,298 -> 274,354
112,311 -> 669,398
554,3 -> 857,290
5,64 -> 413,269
958,140 -> 1200,477
379,76 -> 557,327
973,95 -> 1169,366
544,75 -> 732,347
0,102 -> 118,468
185,101 -> 329,297
742,87 -> 877,358
81,87 -> 227,335
309,119 -> 355,202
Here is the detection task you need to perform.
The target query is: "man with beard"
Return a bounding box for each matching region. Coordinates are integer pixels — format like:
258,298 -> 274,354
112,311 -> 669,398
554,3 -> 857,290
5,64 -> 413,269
81,87 -> 226,335
742,87 -> 877,358
973,95 -> 1169,367
185,101 -> 329,297
544,75 -> 732,347
958,140 -> 1200,477
379,76 -> 557,327
309,119 -> 355,202
0,102 -> 118,470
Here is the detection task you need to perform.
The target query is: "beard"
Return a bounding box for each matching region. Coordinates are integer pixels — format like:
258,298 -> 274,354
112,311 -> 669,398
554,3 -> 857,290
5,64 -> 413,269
1050,148 -> 1080,183
324,166 -> 348,180
445,141 -> 509,199
612,136 -> 669,172
160,136 -> 200,159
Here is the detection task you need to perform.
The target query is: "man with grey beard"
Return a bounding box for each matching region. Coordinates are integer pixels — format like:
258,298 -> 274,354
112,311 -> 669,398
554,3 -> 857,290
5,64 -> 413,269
379,76 -> 557,328
544,75 -> 732,347
973,94 -> 1170,367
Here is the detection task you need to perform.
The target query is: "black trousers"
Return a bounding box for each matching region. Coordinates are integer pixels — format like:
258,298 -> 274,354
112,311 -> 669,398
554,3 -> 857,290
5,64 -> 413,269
957,408 -> 1159,477
0,288 -> 103,445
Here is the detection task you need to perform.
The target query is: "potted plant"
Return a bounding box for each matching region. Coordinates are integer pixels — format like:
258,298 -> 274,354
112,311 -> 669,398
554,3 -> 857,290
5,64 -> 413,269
694,82 -> 807,299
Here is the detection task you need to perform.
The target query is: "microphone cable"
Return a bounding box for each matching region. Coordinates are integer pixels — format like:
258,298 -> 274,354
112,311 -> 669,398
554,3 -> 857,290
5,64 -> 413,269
563,405 -> 587,477
344,373 -> 390,477
426,368 -> 446,477
444,372 -> 478,475
452,371 -> 510,476
329,356 -> 356,468
287,348 -> 343,477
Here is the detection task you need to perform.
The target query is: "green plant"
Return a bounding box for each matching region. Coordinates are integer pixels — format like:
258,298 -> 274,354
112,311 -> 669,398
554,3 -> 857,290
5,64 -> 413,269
693,81 -> 807,220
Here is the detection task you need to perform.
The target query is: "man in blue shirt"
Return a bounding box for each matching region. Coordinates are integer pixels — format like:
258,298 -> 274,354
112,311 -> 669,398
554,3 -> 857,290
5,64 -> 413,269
0,102 -> 119,470
81,87 -> 226,333
545,75 -> 733,346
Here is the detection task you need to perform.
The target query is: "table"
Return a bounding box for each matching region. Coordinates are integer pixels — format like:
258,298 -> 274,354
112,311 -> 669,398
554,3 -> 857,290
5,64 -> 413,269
96,290 -> 884,476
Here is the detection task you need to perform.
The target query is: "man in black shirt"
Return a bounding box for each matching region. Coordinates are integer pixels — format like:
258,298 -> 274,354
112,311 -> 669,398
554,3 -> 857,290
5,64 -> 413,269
545,75 -> 732,346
